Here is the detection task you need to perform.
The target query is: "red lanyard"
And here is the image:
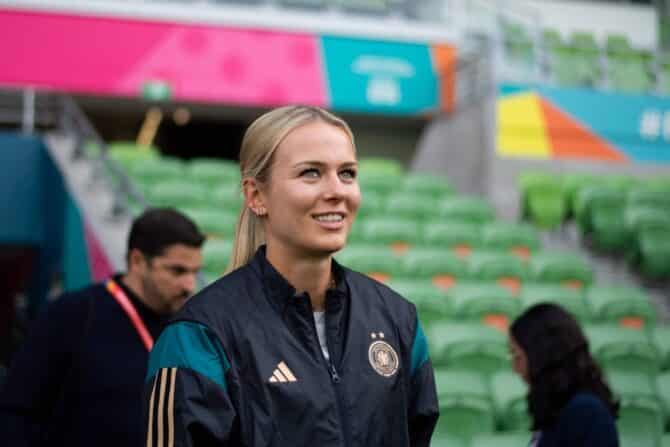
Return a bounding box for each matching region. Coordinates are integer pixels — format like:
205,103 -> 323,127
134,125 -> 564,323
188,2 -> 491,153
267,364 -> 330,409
106,279 -> 154,352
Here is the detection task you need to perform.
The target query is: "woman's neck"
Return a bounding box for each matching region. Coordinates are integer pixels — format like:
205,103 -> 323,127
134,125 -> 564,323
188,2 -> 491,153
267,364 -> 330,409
266,244 -> 332,312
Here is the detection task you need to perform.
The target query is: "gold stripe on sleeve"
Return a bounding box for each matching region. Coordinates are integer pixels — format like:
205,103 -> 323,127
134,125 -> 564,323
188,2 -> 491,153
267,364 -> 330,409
167,368 -> 177,447
146,373 -> 159,447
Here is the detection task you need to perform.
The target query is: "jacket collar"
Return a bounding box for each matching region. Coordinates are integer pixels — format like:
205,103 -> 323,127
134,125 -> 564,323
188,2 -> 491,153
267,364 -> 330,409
249,246 -> 348,313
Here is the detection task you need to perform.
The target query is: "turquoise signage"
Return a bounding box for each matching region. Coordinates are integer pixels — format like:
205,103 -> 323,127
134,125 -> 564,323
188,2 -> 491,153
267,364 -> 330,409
321,36 -> 438,115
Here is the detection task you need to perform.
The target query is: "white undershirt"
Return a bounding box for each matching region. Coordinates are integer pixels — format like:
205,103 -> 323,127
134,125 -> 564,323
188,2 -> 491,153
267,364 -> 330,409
313,311 -> 330,362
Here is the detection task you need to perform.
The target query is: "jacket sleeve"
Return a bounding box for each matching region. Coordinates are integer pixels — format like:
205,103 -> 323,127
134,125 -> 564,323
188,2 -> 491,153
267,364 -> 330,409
0,297 -> 84,446
144,321 -> 237,447
408,317 -> 439,447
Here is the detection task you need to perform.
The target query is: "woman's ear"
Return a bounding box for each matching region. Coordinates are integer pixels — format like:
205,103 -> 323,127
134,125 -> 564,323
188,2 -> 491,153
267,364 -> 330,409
242,177 -> 267,216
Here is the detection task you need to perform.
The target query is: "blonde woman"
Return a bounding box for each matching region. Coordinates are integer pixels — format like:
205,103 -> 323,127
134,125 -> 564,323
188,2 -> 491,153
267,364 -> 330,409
145,105 -> 439,446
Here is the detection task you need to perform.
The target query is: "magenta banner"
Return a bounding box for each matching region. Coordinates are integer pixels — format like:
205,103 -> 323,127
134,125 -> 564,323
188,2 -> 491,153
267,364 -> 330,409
0,8 -> 328,106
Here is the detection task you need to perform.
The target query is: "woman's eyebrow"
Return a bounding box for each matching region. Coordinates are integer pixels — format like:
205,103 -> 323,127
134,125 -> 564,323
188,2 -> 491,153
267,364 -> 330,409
292,161 -> 358,168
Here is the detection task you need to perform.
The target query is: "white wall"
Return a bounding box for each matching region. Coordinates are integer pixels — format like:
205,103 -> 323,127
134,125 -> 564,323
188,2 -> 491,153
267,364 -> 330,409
519,0 -> 657,48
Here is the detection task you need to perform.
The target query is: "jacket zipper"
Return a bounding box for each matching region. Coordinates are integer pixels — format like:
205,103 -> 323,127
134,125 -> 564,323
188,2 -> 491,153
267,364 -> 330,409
309,306 -> 351,447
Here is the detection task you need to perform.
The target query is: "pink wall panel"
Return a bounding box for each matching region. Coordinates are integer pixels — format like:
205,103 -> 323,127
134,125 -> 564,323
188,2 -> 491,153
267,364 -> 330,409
0,9 -> 328,107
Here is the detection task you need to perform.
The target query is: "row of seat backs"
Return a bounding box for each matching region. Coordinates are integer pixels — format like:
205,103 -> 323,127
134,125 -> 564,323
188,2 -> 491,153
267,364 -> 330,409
428,320 -> 670,380
432,366 -> 670,446
396,281 -> 657,329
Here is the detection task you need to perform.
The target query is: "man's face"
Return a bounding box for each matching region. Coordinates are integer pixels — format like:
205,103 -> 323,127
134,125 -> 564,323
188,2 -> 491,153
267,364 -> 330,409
139,244 -> 202,315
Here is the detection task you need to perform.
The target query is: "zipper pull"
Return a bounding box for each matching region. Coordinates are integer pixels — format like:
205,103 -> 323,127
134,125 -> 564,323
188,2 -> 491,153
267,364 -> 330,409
329,362 -> 341,383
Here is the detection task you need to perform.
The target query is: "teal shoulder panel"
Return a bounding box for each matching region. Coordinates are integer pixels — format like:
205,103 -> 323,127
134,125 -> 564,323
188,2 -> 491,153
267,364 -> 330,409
410,317 -> 429,376
146,321 -> 230,391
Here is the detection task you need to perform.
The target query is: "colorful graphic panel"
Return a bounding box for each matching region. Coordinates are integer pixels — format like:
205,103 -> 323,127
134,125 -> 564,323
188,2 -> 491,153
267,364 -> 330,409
321,36 -> 442,115
498,83 -> 670,164
0,9 -> 328,107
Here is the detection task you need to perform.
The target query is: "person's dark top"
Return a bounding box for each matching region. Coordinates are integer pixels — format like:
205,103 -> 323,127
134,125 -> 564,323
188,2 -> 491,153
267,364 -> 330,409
536,392 -> 619,447
0,274 -> 164,447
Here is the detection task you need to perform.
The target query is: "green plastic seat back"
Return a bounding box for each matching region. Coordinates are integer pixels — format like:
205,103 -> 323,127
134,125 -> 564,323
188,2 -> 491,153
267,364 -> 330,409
358,218 -> 419,248
358,190 -> 387,217
433,369 -> 495,441
145,181 -> 210,208
386,193 -> 441,220
617,396 -> 664,447
481,222 -> 541,255
520,283 -> 590,322
653,326 -> 670,370
335,244 -> 401,282
429,322 -> 508,374
467,252 -> 528,289
439,197 -> 496,224
447,282 -> 520,322
358,157 -> 404,176
386,279 -> 450,327
657,372 -> 670,427
400,248 -> 468,285
187,158 -> 239,186
490,370 -> 529,431
202,239 -> 233,275
401,173 -> 453,199
422,221 -> 482,254
587,326 -> 660,376
530,252 -> 594,288
181,207 -> 238,239
586,286 -> 655,328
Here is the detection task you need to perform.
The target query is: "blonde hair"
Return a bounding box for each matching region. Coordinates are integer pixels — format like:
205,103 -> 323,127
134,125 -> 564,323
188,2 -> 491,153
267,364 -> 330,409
226,105 -> 355,273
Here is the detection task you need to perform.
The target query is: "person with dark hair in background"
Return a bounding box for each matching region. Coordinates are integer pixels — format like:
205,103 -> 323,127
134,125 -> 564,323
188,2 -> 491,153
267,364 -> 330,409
509,303 -> 620,447
0,208 -> 205,447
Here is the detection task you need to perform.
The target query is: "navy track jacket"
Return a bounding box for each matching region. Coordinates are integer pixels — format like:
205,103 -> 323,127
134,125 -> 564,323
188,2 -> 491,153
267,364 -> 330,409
145,248 -> 439,446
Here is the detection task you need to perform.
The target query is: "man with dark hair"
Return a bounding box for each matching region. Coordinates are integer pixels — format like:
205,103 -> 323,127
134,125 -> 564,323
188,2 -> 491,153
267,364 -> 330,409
0,208 -> 205,447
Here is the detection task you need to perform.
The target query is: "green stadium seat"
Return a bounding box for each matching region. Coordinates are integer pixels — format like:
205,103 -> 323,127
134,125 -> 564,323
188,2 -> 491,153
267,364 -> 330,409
202,239 -> 233,277
356,218 -> 419,253
663,434 -> 670,447
446,283 -> 520,328
520,283 -> 590,322
519,172 -> 565,229
652,326 -> 670,371
586,326 -> 660,377
589,205 -> 630,251
628,188 -> 670,212
144,181 -> 210,208
607,370 -> 663,446
633,227 -> 670,279
543,29 -> 563,51
657,372 -> 670,429
386,193 -> 441,220
586,286 -> 655,329
625,206 -> 670,234
433,369 -> 496,442
400,249 -> 468,291
127,157 -> 185,185
430,434 -> 468,447
439,197 -> 496,224
574,185 -> 626,234
471,433 -> 532,447
212,183 -> 242,213
181,208 -> 238,240
187,158 -> 240,187
277,0 -> 327,9
358,172 -> 400,197
335,244 -> 401,283
386,279 -> 449,328
339,0 -> 390,15
552,47 -> 600,88
429,322 -> 508,375
467,252 -> 528,294
108,141 -> 158,169
616,392 -> 665,447
489,370 -> 529,431
561,172 -> 598,217
609,57 -> 653,93
529,252 -> 594,289
422,221 -> 482,257
503,22 -> 534,65
481,222 -> 541,259
401,173 -> 453,199
357,190 -> 387,217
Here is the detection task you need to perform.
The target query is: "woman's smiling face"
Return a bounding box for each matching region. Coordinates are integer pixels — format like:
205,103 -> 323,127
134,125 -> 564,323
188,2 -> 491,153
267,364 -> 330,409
257,119 -> 361,258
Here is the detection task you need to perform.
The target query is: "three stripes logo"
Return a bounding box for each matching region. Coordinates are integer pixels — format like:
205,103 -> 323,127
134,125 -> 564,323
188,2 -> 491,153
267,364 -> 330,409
268,361 -> 297,383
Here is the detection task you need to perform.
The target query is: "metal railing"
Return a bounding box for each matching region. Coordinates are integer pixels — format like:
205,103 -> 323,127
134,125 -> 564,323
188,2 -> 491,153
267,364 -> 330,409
0,88 -> 148,217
